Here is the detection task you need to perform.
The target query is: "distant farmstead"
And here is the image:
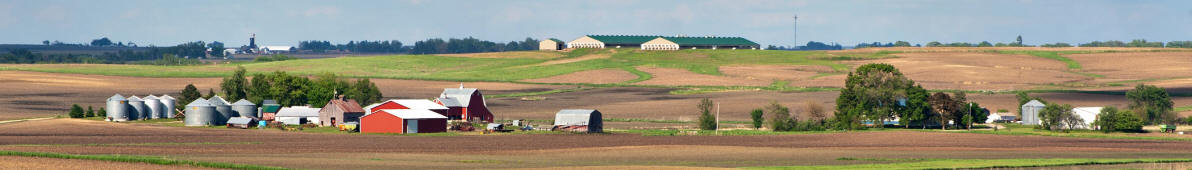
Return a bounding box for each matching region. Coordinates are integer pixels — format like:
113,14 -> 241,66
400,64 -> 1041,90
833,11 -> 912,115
567,35 -> 759,50
538,38 -> 565,51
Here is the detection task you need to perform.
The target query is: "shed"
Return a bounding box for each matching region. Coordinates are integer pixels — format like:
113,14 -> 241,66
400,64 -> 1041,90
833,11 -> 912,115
539,38 -> 565,51
1020,100 -> 1045,125
364,99 -> 449,115
985,112 -> 1017,123
276,106 -> 321,125
227,117 -> 256,129
318,97 -> 365,127
260,100 -> 281,120
552,109 -> 603,133
360,109 -> 448,134
434,86 -> 494,122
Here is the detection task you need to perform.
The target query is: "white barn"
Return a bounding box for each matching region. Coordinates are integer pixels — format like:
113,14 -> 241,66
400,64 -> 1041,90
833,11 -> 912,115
275,106 -> 321,125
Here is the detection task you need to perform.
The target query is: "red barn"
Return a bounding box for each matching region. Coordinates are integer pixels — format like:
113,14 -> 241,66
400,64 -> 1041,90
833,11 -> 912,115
363,99 -> 449,115
360,109 -> 448,134
434,87 -> 494,122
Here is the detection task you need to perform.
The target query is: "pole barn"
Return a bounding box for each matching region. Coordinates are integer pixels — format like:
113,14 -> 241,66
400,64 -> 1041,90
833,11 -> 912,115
361,109 -> 448,134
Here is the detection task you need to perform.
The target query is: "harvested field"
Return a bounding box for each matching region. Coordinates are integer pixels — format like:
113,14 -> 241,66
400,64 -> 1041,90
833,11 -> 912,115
720,65 -> 829,82
634,66 -> 772,86
488,88 -> 841,122
1068,52 -> 1192,81
522,68 -> 639,84
835,47 -> 1189,53
3,119 -> 1192,169
437,51 -> 562,59
845,52 -> 1088,90
0,156 -> 218,170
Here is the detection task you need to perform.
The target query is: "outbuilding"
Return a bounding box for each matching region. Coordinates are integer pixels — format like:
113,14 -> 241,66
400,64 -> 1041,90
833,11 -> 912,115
1020,100 -> 1045,125
360,109 -> 448,134
227,117 -> 256,129
364,99 -> 449,115
435,86 -> 494,122
1065,107 -> 1102,130
260,100 -> 281,121
539,38 -> 565,51
275,106 -> 321,125
318,97 -> 365,127
552,109 -> 603,133
985,112 -> 1017,123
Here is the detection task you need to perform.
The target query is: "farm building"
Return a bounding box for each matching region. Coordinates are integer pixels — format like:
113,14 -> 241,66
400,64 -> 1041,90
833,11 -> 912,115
260,46 -> 295,54
105,94 -> 130,121
260,100 -> 281,121
434,86 -> 494,122
538,38 -> 565,51
276,106 -> 321,125
640,36 -> 760,50
566,35 -> 759,50
184,98 -> 217,126
159,95 -> 177,118
985,112 -> 1017,123
207,96 -> 234,125
227,117 -> 256,129
318,97 -> 366,127
1020,100 -> 1045,125
143,95 -> 163,119
364,99 -> 449,115
360,109 -> 448,134
1062,107 -> 1102,130
127,96 -> 146,120
552,109 -> 603,133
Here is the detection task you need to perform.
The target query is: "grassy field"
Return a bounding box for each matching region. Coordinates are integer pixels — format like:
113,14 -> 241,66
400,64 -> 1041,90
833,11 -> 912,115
945,123 -> 1192,142
0,150 -> 288,170
747,158 -> 1192,170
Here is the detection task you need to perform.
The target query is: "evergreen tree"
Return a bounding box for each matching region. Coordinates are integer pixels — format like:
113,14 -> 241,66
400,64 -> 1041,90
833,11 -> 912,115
205,88 -> 216,99
180,84 -> 202,105
68,104 -> 84,118
98,107 -> 106,117
750,109 -> 764,129
85,106 -> 95,117
697,98 -> 717,130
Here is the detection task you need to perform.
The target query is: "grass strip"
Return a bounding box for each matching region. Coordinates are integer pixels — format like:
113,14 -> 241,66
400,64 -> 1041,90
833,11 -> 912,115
0,150 -> 289,170
936,123 -> 1192,142
619,66 -> 653,84
1177,105 -> 1192,112
996,50 -> 1082,69
745,158 -> 1192,170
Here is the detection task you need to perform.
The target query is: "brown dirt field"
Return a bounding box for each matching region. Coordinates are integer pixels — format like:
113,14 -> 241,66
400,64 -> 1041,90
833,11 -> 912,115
834,47 -> 1189,53
844,52 -> 1088,90
1068,52 -> 1192,81
487,88 -> 841,122
522,69 -> 639,84
720,65 -> 830,82
437,51 -> 563,59
3,119 -> 1192,169
523,53 -> 612,67
0,156 -> 219,170
634,66 -> 772,86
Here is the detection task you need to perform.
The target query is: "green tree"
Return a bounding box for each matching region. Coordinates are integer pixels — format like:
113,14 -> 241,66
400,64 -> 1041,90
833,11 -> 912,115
834,63 -> 915,130
966,102 -> 989,128
204,88 -> 216,99
750,108 -> 764,129
98,107 -> 106,117
179,84 -> 201,105
1095,106 -> 1144,133
85,106 -> 94,117
977,41 -> 993,47
767,102 -> 792,131
346,78 -> 383,106
220,66 -> 249,101
926,41 -> 942,47
901,85 -> 931,128
1014,35 -> 1024,46
1039,103 -> 1074,131
1126,84 -> 1174,124
929,92 -> 958,130
697,98 -> 716,130
68,104 -> 84,118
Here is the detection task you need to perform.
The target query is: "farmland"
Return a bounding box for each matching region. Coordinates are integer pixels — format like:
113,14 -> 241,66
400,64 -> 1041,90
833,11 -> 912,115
5,47 -> 1192,169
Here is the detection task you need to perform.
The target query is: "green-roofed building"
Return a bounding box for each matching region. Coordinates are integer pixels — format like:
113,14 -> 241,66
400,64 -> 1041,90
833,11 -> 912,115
538,38 -> 565,51
566,35 -> 759,50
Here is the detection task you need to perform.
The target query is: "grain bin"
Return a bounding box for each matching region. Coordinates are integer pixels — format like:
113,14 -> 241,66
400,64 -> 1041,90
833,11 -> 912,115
127,96 -> 146,120
184,98 -> 216,126
143,95 -> 162,119
231,99 -> 257,119
160,95 -> 177,118
105,94 -> 129,121
207,96 -> 233,125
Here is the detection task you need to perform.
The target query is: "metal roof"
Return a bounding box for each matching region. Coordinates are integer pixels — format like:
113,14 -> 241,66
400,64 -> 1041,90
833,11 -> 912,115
660,36 -> 759,46
546,38 -> 564,43
262,100 -> 278,105
586,35 -> 659,44
436,97 -> 462,107
440,88 -> 478,107
276,106 -> 321,117
227,117 -> 254,125
232,99 -> 256,106
160,94 -> 175,100
207,96 -> 229,106
143,95 -> 159,100
326,99 -> 366,113
107,94 -> 126,101
377,109 -> 448,119
366,99 -> 448,112
1023,100 -> 1045,107
186,98 -> 212,107
554,109 -> 600,126
261,46 -> 294,51
127,96 -> 143,102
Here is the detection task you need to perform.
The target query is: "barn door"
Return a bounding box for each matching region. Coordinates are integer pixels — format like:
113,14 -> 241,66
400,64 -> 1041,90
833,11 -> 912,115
407,119 -> 419,134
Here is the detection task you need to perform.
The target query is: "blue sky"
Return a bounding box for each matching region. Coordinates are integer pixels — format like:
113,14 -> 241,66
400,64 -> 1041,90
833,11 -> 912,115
1,0 -> 1190,47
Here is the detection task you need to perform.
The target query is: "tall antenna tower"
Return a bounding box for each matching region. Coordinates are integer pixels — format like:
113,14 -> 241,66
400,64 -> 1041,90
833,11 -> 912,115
793,14 -> 798,50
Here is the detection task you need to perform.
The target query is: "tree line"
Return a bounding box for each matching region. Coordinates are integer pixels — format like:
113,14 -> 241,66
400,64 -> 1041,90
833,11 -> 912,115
298,37 -> 540,54
765,41 -> 843,51
178,66 -> 383,109
3,37 -> 224,64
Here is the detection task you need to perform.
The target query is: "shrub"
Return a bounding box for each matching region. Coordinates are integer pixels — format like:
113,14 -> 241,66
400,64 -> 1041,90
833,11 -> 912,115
1096,107 -> 1145,133
697,98 -> 716,130
68,104 -> 84,118
97,107 -> 106,117
767,102 -> 793,131
750,109 -> 764,129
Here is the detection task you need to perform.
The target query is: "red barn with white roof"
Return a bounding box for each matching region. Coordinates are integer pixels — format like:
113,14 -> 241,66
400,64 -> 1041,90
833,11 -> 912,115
360,109 -> 448,134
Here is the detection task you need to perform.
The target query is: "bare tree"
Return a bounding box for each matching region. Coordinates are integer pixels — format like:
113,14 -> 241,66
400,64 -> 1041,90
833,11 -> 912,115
804,101 -> 826,122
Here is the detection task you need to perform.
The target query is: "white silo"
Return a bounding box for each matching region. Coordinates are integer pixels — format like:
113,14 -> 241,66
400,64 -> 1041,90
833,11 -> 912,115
105,94 -> 129,121
127,96 -> 146,120
143,95 -> 162,119
160,95 -> 177,118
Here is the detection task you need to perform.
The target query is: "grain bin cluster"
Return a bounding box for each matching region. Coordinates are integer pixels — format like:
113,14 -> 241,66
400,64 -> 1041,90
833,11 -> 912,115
184,95 -> 258,126
104,94 -> 176,122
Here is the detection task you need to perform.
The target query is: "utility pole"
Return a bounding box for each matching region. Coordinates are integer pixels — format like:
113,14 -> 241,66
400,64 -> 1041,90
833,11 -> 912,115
716,102 -> 721,132
793,14 -> 798,50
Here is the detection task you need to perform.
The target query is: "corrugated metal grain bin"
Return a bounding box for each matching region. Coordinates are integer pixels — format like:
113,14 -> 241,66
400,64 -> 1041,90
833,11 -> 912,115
127,96 -> 146,120
184,98 -> 216,126
232,99 -> 257,119
105,94 -> 129,121
160,95 -> 177,118
207,96 -> 234,125
143,95 -> 162,119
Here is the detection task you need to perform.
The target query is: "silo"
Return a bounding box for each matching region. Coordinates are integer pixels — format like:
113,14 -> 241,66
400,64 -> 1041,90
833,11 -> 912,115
231,99 -> 257,119
105,94 -> 129,121
207,96 -> 233,125
127,96 -> 146,120
184,99 -> 216,126
143,95 -> 162,119
160,95 -> 177,118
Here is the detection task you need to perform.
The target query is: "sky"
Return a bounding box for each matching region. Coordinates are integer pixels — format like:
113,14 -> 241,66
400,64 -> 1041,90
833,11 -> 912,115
1,0 -> 1190,47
